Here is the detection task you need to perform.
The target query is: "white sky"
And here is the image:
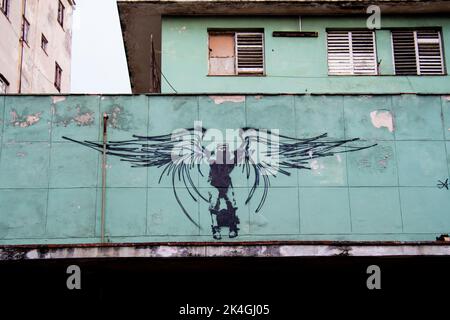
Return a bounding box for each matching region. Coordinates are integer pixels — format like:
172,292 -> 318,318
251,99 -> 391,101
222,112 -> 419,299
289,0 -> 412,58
71,0 -> 131,93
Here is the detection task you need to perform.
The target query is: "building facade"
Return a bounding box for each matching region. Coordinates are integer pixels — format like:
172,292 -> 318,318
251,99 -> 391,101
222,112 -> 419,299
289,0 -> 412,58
0,0 -> 75,94
117,0 -> 450,94
1,0 -> 450,260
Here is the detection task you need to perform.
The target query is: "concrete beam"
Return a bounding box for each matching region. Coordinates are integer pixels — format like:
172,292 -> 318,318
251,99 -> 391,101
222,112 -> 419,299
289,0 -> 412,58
1,242 -> 450,260
117,0 -> 450,16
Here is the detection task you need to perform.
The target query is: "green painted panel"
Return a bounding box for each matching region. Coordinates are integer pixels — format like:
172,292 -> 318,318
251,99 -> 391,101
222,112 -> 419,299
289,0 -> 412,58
299,187 -> 351,234
349,187 -> 403,233
400,187 -> 450,233
392,95 -> 443,140
0,189 -> 47,239
442,96 -> 450,141
102,188 -> 147,238
46,188 -> 96,238
0,94 -> 448,244
396,141 -> 448,186
0,142 -> 50,188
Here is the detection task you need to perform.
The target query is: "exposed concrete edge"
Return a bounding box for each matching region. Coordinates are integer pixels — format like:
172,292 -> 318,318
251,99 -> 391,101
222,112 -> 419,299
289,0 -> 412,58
1,242 -> 450,260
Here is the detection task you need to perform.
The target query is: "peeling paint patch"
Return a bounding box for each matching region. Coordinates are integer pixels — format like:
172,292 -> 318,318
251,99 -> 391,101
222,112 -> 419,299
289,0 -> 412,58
54,106 -> 95,127
370,110 -> 394,132
52,96 -> 66,104
105,105 -> 132,130
74,111 -> 95,126
10,109 -> 42,128
209,96 -> 245,104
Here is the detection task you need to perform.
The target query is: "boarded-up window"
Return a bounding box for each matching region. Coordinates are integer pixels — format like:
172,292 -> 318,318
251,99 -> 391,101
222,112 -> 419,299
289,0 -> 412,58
209,31 -> 264,75
209,33 -> 236,75
392,30 -> 445,75
327,30 -> 378,75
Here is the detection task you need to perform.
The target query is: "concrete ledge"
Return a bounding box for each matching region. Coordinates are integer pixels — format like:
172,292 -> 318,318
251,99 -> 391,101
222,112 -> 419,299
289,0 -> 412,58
1,241 -> 450,260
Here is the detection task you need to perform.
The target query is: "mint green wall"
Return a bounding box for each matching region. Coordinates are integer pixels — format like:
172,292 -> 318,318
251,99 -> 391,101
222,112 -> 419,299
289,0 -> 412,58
0,94 -> 449,245
161,16 -> 450,93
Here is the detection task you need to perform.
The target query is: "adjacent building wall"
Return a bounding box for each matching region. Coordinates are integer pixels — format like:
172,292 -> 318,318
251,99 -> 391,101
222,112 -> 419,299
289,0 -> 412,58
0,94 -> 449,245
0,0 -> 74,93
161,16 -> 450,93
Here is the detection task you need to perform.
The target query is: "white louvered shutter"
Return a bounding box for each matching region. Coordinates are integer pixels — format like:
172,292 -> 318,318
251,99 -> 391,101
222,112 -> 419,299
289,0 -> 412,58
327,30 -> 377,75
235,32 -> 265,74
416,30 -> 445,75
392,30 -> 444,75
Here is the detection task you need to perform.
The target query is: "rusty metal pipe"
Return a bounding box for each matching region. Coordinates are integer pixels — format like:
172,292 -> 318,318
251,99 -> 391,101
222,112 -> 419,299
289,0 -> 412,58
101,114 -> 109,243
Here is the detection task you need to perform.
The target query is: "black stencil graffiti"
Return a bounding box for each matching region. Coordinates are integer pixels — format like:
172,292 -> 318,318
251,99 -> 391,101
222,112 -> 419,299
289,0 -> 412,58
63,127 -> 375,240
437,178 -> 449,190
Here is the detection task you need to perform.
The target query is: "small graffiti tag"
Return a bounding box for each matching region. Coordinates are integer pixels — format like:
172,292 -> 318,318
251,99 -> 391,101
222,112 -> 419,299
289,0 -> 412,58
437,178 -> 449,190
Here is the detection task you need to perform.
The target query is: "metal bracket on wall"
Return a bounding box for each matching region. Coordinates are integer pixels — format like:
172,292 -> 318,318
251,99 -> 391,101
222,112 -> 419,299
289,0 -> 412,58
272,31 -> 318,38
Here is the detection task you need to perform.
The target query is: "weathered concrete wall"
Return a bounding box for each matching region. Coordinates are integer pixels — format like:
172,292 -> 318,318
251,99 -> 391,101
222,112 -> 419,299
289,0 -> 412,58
161,16 -> 450,93
0,0 -> 74,93
0,94 -> 449,245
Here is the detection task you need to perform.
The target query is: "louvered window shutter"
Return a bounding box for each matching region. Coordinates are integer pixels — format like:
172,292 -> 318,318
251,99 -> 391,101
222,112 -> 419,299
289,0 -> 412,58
417,30 -> 445,75
392,30 -> 444,75
327,30 -> 377,75
235,32 -> 265,74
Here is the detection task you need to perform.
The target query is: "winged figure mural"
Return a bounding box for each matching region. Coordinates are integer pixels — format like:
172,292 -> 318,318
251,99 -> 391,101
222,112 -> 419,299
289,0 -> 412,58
63,125 -> 375,240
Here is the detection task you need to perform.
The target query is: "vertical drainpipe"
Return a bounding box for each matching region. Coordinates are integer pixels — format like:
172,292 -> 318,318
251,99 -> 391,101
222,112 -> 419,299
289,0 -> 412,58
101,114 -> 109,243
17,0 -> 26,93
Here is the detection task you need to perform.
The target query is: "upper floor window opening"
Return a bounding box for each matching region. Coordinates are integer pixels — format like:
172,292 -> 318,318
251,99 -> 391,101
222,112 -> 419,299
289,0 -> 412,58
54,62 -> 62,92
57,0 -> 65,28
327,30 -> 378,76
22,17 -> 30,44
208,30 -> 265,76
41,34 -> 49,53
0,0 -> 10,17
392,29 -> 445,75
0,73 -> 9,94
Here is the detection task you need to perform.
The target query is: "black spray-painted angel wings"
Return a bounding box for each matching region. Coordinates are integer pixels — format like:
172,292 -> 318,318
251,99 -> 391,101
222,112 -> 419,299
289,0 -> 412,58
63,127 -> 375,232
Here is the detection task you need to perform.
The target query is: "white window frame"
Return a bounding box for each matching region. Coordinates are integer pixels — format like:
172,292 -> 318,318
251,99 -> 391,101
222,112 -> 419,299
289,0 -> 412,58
235,32 -> 265,75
